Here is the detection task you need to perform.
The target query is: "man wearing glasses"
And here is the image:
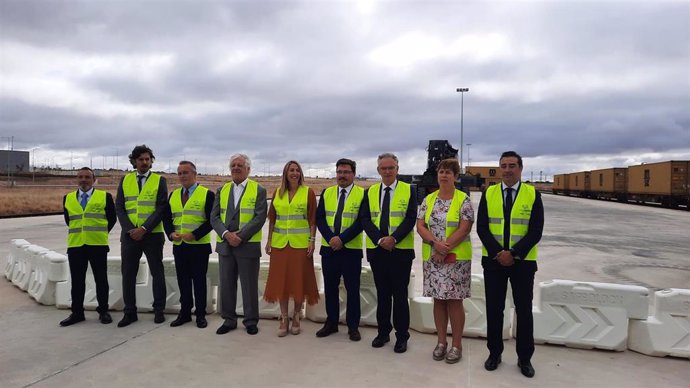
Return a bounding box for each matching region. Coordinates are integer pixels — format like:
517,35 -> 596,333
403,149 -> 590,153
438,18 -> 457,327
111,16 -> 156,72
315,158 -> 365,341
359,153 -> 417,353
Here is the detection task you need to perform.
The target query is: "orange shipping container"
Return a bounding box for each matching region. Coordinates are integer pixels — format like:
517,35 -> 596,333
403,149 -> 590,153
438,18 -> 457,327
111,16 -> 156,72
590,168 -> 627,193
568,171 -> 591,193
627,161 -> 690,195
553,174 -> 569,191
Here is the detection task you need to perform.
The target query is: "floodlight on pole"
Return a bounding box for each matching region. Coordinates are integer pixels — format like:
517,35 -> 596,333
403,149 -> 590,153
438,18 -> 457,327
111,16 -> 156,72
456,88 -> 469,173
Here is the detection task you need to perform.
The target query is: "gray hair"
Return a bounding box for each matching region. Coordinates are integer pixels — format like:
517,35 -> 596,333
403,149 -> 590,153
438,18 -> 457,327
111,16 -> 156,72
377,152 -> 398,164
229,153 -> 251,169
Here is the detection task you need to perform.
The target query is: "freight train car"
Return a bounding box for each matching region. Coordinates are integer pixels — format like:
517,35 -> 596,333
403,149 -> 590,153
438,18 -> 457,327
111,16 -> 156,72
567,171 -> 591,197
552,173 -> 570,195
590,168 -> 628,201
627,161 -> 689,208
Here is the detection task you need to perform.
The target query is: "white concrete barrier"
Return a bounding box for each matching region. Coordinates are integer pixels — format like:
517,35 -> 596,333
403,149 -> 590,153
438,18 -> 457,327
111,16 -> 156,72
629,288 -> 690,358
4,239 -> 31,281
158,257 -> 217,315
409,274 -> 513,338
13,245 -> 48,291
56,256 -> 149,310
27,251 -> 68,305
533,279 -> 649,351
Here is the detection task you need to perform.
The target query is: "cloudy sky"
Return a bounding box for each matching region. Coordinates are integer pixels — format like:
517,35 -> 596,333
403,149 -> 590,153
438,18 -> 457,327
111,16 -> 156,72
1,0 -> 689,179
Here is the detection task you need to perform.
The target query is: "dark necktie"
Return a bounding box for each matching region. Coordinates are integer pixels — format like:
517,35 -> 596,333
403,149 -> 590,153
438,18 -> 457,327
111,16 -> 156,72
80,193 -> 88,209
137,175 -> 145,191
333,188 -> 347,234
182,188 -> 189,206
503,187 -> 513,249
380,186 -> 391,236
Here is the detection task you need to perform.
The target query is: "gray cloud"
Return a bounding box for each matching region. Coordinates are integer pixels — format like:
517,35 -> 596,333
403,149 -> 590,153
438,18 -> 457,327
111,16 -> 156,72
1,0 -> 688,179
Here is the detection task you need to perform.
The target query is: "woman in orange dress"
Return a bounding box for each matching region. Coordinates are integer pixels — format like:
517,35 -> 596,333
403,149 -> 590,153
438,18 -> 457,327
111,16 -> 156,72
264,160 -> 319,337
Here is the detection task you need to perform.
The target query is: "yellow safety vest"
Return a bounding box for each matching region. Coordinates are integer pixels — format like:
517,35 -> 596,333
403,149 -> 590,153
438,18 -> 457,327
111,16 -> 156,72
122,172 -> 164,233
169,185 -> 211,245
217,179 -> 262,243
422,189 -> 472,261
320,185 -> 364,249
365,182 -> 414,249
482,183 -> 538,260
271,185 -> 310,249
65,190 -> 109,247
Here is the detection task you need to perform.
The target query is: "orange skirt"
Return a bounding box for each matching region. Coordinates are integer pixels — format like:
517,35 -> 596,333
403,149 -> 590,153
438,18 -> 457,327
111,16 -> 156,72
263,245 -> 319,305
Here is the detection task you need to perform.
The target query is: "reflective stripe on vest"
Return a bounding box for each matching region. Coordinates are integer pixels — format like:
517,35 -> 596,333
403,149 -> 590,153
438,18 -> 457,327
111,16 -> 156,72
320,185 -> 364,249
422,189 -> 472,261
481,183 -> 538,260
65,190 -> 109,247
271,185 -> 310,248
217,179 -> 262,243
122,172 -> 163,233
365,182 -> 414,249
169,185 -> 210,245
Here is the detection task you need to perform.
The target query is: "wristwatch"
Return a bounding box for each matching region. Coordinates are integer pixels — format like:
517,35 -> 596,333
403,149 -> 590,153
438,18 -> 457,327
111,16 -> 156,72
509,249 -> 521,260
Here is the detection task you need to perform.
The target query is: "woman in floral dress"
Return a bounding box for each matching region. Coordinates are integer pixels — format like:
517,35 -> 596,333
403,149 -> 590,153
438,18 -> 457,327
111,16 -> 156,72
416,158 -> 474,364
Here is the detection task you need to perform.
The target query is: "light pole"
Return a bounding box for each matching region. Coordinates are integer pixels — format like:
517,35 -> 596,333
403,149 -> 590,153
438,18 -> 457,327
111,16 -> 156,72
29,147 -> 40,183
466,143 -> 472,167
456,88 -> 469,173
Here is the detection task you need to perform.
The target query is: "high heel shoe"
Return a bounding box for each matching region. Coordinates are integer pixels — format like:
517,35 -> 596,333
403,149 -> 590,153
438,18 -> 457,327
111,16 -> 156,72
277,314 -> 289,337
290,310 -> 301,335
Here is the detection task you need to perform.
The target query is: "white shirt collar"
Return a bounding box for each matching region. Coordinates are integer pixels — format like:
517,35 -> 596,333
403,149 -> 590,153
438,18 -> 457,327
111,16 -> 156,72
78,187 -> 94,197
502,181 -> 521,192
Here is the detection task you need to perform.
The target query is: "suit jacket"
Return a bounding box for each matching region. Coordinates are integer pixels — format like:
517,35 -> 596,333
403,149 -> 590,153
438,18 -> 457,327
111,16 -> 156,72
210,181 -> 267,258
477,182 -> 544,270
316,187 -> 364,259
359,182 -> 417,261
63,190 -> 117,254
162,188 -> 215,256
115,173 -> 169,240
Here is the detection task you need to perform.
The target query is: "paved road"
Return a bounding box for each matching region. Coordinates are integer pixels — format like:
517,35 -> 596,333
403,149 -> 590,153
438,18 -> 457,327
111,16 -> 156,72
0,193 -> 688,387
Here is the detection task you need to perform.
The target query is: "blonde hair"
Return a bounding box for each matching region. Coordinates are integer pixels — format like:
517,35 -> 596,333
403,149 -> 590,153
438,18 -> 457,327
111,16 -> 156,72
277,160 -> 304,198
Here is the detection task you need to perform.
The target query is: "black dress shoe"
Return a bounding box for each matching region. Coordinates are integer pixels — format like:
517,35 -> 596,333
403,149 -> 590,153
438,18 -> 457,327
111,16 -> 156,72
393,339 -> 408,354
246,325 -> 258,335
99,312 -> 113,324
348,329 -> 361,342
170,315 -> 192,327
60,314 -> 85,327
196,317 -> 208,328
518,360 -> 535,378
154,311 -> 165,324
117,314 -> 138,328
484,355 -> 502,371
371,335 -> 390,348
216,324 -> 236,335
315,322 -> 339,338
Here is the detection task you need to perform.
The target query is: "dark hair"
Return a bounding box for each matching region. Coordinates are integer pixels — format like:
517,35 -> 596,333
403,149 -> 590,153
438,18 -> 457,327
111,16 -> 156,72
336,158 -> 357,174
128,144 -> 155,167
277,160 -> 304,198
436,158 -> 460,177
500,151 -> 523,168
178,160 -> 197,172
78,166 -> 95,179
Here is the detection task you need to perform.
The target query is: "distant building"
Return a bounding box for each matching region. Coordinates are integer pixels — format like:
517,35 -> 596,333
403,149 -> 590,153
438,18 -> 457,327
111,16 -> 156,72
0,151 -> 30,173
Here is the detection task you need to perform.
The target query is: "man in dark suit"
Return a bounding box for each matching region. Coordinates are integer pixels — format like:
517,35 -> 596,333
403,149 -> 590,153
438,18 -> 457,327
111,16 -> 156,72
211,154 -> 267,335
315,158 -> 365,341
60,167 -> 117,326
115,144 -> 168,327
477,151 -> 544,378
359,153 -> 417,354
163,161 -> 215,328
